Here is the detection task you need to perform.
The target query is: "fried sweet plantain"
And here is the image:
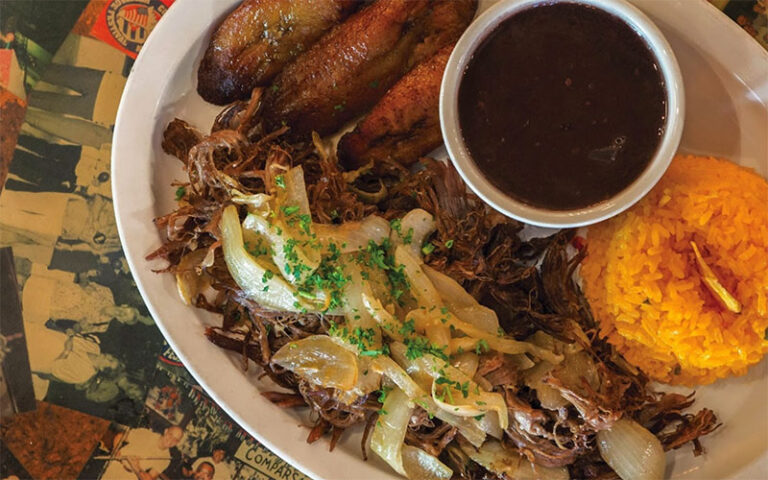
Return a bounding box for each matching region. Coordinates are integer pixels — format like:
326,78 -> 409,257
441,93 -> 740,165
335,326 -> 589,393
338,45 -> 454,169
197,0 -> 357,105
259,0 -> 432,139
336,0 -> 476,168
409,0 -> 476,66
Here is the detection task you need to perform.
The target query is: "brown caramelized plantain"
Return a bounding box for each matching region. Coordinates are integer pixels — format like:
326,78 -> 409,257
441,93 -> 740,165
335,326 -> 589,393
409,0 -> 477,66
337,0 -> 476,168
338,44 -> 454,170
259,0 -> 476,140
197,0 -> 357,105
259,0 -> 431,139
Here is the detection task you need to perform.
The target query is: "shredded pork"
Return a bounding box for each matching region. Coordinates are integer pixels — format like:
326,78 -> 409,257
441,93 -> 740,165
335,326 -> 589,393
155,99 -> 719,480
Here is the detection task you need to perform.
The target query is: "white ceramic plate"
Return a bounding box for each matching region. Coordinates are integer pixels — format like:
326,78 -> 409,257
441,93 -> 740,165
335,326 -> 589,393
112,1 -> 768,478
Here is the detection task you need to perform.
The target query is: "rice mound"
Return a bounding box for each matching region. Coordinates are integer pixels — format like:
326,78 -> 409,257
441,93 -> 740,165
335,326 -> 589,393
581,155 -> 768,385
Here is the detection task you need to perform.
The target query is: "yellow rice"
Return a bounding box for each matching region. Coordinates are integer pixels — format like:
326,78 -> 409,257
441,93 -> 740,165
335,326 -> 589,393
581,155 -> 768,385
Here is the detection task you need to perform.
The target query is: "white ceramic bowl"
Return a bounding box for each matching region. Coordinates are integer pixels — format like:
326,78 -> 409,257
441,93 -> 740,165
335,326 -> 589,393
440,0 -> 685,228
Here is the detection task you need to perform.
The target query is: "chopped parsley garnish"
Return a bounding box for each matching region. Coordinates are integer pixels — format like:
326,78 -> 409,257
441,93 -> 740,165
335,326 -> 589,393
175,186 -> 186,201
297,290 -> 316,300
386,264 -> 410,306
298,214 -> 312,236
421,242 -> 435,255
275,175 -> 286,189
281,205 -> 300,216
328,320 -> 340,336
459,381 -> 470,398
349,327 -> 375,351
357,240 -> 411,305
435,375 -> 470,399
366,240 -> 390,270
475,339 -> 490,355
300,257 -> 347,312
330,325 -> 388,357
434,380 -> 454,403
282,238 -> 299,262
402,228 -> 413,245
360,348 -> 389,357
404,336 -> 448,361
245,239 -> 269,257
389,219 -> 413,244
398,319 -> 415,336
326,242 -> 341,261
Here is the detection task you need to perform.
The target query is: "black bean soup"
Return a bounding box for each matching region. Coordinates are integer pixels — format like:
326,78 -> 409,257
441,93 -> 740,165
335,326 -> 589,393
458,2 -> 667,210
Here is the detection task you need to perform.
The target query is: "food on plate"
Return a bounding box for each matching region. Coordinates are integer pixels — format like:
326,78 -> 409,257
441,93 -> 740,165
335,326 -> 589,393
161,118 -> 203,161
197,0 -> 358,105
155,104 -> 719,478
582,155 -> 768,385
260,0 -> 476,139
457,2 -> 666,210
338,44 -> 453,170
259,0 -> 429,138
596,418 -> 666,480
408,0 -> 477,66
150,2 -> 735,477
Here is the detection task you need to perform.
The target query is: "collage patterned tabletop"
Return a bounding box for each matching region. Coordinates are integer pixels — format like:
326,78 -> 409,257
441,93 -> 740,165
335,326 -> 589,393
0,1 -> 765,479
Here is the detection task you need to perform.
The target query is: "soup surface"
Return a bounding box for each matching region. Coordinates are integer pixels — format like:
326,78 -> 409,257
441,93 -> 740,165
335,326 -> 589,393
458,2 -> 667,210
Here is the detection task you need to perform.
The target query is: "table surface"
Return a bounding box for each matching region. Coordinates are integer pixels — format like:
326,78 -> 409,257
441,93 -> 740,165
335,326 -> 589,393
0,1 -> 765,479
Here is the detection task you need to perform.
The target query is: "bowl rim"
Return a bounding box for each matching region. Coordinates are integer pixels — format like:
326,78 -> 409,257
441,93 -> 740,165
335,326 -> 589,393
439,0 -> 685,228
